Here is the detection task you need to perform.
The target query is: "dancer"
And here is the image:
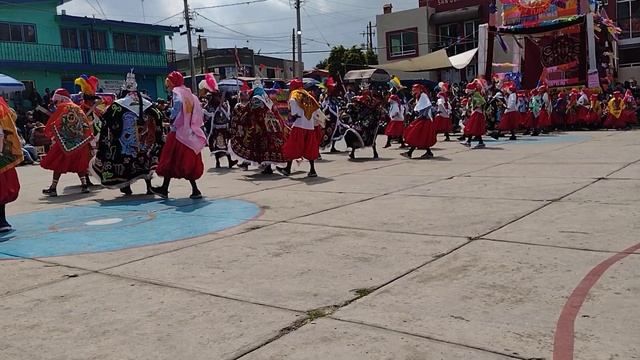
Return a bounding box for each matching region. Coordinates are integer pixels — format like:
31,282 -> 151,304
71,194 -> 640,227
91,71 -> 165,195
278,78 -> 322,177
401,84 -> 436,159
433,83 -> 453,141
229,83 -> 288,174
585,94 -> 603,129
0,97 -> 22,232
497,84 -> 519,140
537,84 -> 552,133
73,75 -> 103,186
576,88 -> 591,128
41,89 -> 93,197
151,71 -> 207,199
566,89 -> 579,129
461,82 -> 487,148
200,74 -> 235,169
604,91 -> 625,129
622,89 -> 637,128
528,88 -> 542,136
551,92 -> 567,130
320,79 -> 347,152
341,90 -> 383,159
383,93 -> 405,148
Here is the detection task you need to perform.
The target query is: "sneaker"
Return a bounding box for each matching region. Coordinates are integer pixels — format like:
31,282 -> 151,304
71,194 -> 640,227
42,188 -> 57,197
276,167 -> 291,177
120,186 -> 133,196
509,135 -> 517,141
460,142 -> 471,147
419,152 -> 434,159
473,143 -> 486,149
190,191 -> 203,200
150,186 -> 169,199
81,186 -> 90,194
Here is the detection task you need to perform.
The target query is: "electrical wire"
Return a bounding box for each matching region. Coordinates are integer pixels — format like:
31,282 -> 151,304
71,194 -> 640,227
194,0 -> 268,11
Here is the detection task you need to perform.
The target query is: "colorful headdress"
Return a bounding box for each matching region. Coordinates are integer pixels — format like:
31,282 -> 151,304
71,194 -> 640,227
388,94 -> 400,104
289,78 -> 303,91
198,73 -> 219,93
122,70 -> 138,92
166,71 -> 184,87
52,88 -> 71,103
74,75 -> 99,96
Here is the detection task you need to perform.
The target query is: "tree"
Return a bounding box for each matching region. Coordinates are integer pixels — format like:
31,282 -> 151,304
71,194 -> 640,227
315,58 -> 328,69
322,45 -> 370,79
365,49 -> 378,66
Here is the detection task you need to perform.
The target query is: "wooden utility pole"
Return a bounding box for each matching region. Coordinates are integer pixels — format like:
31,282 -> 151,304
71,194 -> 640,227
295,0 -> 303,78
183,0 -> 196,92
292,28 -> 296,79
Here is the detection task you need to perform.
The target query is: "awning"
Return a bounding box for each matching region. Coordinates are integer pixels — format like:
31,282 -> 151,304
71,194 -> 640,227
430,6 -> 480,25
343,69 -> 391,82
373,48 -> 478,72
0,74 -> 25,93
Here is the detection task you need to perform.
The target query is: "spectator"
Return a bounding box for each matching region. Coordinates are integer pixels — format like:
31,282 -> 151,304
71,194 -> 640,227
42,88 -> 51,106
17,129 -> 38,165
28,122 -> 51,151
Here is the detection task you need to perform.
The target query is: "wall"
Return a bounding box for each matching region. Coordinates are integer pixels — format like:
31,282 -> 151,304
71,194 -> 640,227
376,6 -> 430,65
0,1 -> 62,46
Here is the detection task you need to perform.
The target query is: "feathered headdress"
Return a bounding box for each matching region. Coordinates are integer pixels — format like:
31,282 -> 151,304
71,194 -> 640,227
122,69 -> 137,92
74,74 -> 99,96
198,73 -> 219,93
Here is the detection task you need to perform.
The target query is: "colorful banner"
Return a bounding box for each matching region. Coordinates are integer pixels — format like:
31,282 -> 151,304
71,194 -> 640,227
502,0 -> 580,26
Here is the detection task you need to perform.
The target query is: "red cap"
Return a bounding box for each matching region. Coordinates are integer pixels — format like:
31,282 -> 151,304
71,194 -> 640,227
613,91 -> 622,99
166,71 -> 184,87
289,78 -> 303,91
590,94 -> 599,101
465,83 -> 477,91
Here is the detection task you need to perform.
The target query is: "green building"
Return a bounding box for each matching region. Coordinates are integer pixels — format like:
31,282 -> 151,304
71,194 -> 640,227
0,0 -> 178,102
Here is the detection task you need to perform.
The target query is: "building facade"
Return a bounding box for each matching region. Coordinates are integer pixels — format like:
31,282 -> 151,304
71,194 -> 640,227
608,0 -> 640,81
174,46 -> 300,81
0,0 -> 178,101
376,0 -> 489,82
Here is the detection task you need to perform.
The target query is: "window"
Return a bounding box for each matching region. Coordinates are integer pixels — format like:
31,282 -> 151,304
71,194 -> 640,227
386,28 -> 418,59
113,32 -> 162,53
617,0 -> 640,39
61,28 -> 107,50
266,68 -> 276,78
463,21 -> 479,52
0,22 -> 37,43
439,23 -> 458,53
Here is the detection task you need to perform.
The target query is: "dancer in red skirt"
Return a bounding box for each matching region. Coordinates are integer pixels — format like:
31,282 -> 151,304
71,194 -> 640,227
497,84 -> 519,140
622,89 -> 637,127
604,91 -> 626,129
0,96 -> 22,232
537,84 -> 552,133
41,89 -> 93,197
565,89 -> 579,128
383,94 -> 405,148
151,72 -> 207,199
401,84 -> 437,159
279,78 -> 321,177
461,82 -> 487,149
585,94 -> 603,128
576,88 -> 590,128
434,84 -> 452,141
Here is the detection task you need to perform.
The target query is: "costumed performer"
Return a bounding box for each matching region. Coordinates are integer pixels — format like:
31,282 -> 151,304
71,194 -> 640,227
383,93 -> 406,148
401,84 -> 437,159
40,89 -> 93,196
151,71 -> 206,199
0,97 -> 22,232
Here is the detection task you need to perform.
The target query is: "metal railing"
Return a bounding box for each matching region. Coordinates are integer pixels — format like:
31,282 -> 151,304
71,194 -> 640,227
0,42 -> 170,68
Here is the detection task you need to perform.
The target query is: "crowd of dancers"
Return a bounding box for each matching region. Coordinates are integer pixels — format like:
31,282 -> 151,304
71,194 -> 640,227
0,71 -> 638,233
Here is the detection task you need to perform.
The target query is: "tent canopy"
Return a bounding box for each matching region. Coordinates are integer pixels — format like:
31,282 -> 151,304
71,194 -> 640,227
374,48 -> 478,73
0,74 -> 25,93
343,69 -> 390,82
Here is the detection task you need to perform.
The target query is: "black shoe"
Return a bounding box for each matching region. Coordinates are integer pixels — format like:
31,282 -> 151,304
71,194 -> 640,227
419,151 -> 434,159
276,167 -> 291,177
444,136 -> 451,142
261,166 -> 274,175
489,132 -> 500,140
509,135 -> 517,141
473,143 -> 486,149
383,143 -> 391,148
42,188 -> 57,197
400,152 -> 412,159
532,130 -> 540,136
0,223 -> 11,233
329,148 -> 340,153
190,191 -> 203,200
81,185 -> 90,194
150,186 -> 169,199
120,186 -> 133,196
229,160 -> 238,169
307,171 -> 318,178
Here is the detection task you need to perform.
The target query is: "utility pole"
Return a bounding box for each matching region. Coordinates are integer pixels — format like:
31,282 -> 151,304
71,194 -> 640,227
295,0 -> 303,78
368,22 -> 374,52
183,0 -> 197,92
292,28 -> 296,79
198,35 -> 205,75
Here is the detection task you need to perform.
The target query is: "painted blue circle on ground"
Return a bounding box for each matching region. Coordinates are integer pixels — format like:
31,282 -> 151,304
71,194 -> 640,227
0,199 -> 261,260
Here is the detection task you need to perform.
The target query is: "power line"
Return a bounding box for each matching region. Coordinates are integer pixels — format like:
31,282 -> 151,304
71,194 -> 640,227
194,0 -> 268,10
195,11 -> 290,39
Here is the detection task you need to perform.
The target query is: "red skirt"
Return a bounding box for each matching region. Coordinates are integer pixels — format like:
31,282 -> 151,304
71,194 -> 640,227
585,110 -> 601,126
0,168 -> 20,205
604,115 -> 627,129
464,111 -> 486,137
385,120 -> 405,137
40,142 -> 91,175
433,115 -> 452,133
576,107 -> 589,125
566,111 -> 579,126
314,125 -> 325,143
404,118 -> 437,149
282,127 -> 320,161
623,109 -> 637,125
537,109 -> 551,128
497,111 -> 519,131
156,132 -> 204,180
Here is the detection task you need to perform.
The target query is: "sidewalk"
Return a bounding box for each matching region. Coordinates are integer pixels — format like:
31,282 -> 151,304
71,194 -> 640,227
1,131 -> 638,360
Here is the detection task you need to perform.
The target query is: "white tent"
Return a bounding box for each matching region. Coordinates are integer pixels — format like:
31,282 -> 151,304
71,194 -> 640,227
374,48 -> 478,73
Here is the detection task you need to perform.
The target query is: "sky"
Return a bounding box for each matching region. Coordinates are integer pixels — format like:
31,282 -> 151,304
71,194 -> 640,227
59,0 -> 421,68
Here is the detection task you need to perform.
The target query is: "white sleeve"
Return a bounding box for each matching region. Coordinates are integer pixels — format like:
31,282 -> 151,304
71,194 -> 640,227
289,99 -> 304,118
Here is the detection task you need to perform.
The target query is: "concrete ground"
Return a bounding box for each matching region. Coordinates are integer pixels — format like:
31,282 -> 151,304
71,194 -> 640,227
1,131 -> 639,360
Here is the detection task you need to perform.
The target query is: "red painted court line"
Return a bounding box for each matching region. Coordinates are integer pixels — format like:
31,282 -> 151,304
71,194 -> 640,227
553,242 -> 640,360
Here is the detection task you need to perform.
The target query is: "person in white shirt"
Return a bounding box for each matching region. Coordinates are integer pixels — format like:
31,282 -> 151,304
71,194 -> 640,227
278,79 -> 322,178
383,94 -> 405,148
496,84 -> 519,140
434,84 -> 452,141
401,84 -> 437,159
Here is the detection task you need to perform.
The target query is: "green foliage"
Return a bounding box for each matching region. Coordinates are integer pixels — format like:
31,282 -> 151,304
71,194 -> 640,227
321,45 -> 376,79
